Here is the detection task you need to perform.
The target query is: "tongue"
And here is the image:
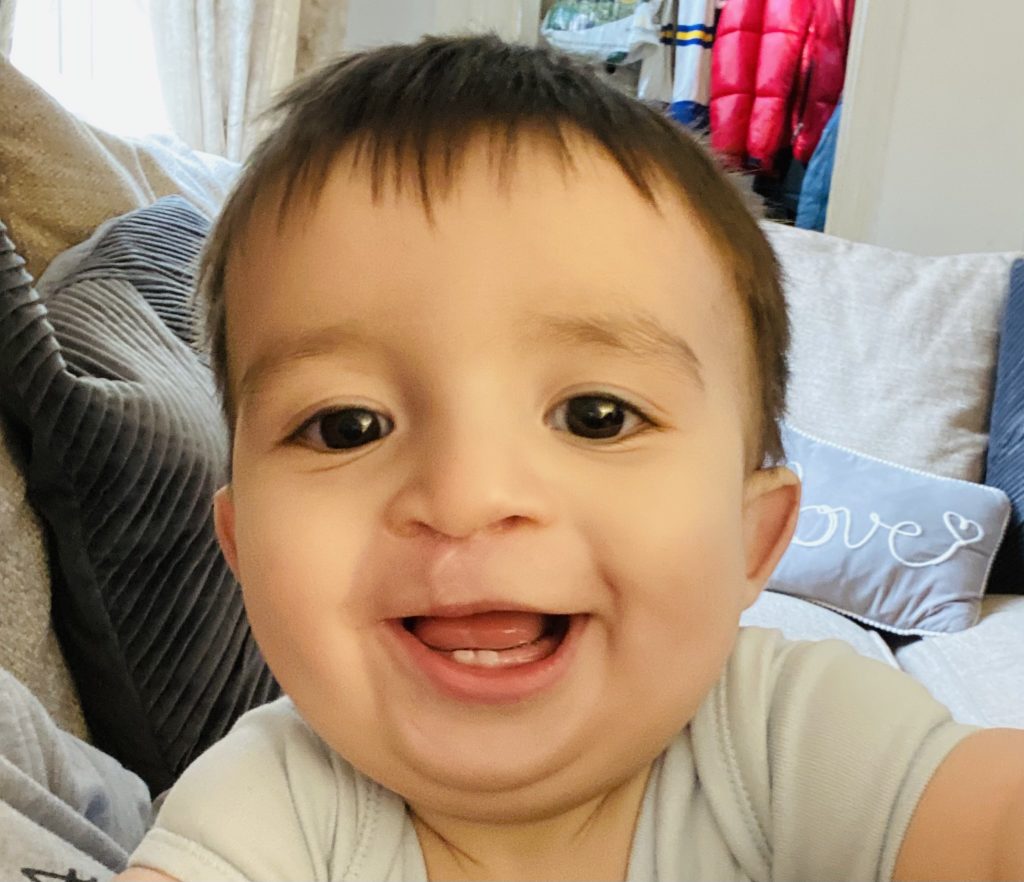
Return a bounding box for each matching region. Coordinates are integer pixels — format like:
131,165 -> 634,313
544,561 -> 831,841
412,611 -> 548,651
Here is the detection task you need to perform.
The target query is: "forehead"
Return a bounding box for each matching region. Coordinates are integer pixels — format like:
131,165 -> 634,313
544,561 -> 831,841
224,135 -> 746,391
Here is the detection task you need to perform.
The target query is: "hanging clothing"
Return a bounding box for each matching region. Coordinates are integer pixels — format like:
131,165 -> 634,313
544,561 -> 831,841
709,0 -> 854,172
792,0 -> 856,164
635,1 -> 716,130
665,0 -> 717,128
796,100 -> 842,231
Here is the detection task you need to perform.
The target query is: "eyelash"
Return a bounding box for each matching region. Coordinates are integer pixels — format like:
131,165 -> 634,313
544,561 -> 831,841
289,393 -> 657,453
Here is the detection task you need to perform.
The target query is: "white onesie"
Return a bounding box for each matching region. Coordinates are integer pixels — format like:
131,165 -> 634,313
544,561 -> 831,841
129,627 -> 976,881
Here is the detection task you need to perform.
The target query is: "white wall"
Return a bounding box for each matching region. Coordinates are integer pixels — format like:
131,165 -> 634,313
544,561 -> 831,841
344,0 -> 540,51
344,1 -> 437,50
827,0 -> 1024,255
434,0 -> 540,41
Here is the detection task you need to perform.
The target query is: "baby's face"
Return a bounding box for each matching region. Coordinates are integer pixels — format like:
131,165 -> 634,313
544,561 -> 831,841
215,136 -> 796,822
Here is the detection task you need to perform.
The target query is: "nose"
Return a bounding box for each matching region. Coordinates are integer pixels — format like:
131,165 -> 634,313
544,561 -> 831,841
383,411 -> 556,540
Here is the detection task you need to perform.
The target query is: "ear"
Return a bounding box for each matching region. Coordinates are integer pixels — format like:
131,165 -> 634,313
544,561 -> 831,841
740,466 -> 801,607
213,485 -> 241,579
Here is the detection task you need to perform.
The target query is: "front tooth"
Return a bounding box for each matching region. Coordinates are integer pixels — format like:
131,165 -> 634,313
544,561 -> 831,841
449,649 -> 502,667
476,650 -> 501,668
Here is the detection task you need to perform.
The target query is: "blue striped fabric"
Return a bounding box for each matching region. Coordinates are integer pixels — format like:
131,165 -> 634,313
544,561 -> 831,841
659,22 -> 715,45
985,259 -> 1024,593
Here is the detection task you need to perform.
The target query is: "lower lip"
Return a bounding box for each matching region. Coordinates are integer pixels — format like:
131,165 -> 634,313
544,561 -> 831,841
385,615 -> 587,705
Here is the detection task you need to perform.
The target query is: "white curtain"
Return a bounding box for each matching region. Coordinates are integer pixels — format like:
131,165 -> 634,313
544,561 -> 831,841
149,0 -> 348,161
0,0 -> 16,57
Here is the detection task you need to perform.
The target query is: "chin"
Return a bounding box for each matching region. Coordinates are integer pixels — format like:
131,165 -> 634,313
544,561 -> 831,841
350,704 -> 665,824
392,747 -> 644,825
388,707 -> 586,790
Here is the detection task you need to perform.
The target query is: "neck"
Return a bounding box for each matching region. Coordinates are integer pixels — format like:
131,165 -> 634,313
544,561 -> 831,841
410,763 -> 652,882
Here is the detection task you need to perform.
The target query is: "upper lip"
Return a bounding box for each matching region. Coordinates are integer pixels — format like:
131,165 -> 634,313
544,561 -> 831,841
388,601 -> 573,620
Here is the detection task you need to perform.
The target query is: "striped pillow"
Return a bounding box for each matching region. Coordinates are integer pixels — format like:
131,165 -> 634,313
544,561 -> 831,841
0,197 -> 279,794
986,260 -> 1024,594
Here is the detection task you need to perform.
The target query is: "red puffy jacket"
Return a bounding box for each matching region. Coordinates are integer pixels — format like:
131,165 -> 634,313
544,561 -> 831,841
793,0 -> 856,163
710,0 -> 854,172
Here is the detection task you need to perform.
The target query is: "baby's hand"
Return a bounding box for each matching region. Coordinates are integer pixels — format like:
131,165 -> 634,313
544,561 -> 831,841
113,868 -> 179,882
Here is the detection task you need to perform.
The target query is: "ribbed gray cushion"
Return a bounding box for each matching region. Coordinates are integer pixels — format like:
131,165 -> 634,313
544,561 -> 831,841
0,198 -> 279,794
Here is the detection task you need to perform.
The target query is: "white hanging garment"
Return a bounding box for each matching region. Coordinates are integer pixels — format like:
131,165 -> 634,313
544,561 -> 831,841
637,0 -> 716,128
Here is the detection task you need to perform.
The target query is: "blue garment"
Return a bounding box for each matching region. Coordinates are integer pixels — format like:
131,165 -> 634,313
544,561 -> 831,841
669,100 -> 710,130
0,669 -> 151,880
985,259 -> 1024,594
796,101 -> 842,231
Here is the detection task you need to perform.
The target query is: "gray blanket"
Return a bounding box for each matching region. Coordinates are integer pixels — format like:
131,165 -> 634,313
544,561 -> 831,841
0,669 -> 151,881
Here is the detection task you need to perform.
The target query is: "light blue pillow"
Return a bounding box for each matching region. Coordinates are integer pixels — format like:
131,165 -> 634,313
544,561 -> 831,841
770,423 -> 1011,634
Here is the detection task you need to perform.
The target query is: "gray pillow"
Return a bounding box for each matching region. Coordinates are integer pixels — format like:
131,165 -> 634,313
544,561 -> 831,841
766,223 -> 1020,482
0,198 -> 279,794
769,423 -> 1011,634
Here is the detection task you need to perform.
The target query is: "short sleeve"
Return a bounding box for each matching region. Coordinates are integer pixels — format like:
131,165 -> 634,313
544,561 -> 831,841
691,628 -> 978,882
127,698 -> 348,881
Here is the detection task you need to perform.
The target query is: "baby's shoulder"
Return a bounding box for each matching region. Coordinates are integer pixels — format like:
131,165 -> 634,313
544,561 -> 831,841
721,625 -> 905,709
704,626 -> 945,757
220,695 -> 330,763
182,696 -> 368,819
132,698 -> 396,880
679,627 -> 974,881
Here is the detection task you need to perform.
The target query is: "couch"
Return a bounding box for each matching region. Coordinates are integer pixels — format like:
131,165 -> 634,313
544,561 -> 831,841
2,54 -> 1023,812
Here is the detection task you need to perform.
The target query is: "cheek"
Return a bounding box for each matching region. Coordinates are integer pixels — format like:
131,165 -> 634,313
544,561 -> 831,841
589,446 -> 749,674
228,473 -> 377,676
233,462 -> 372,584
601,450 -> 747,585
578,465 -> 747,752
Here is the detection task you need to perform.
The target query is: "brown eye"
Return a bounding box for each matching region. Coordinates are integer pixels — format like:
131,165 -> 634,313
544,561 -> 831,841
553,395 -> 648,440
298,408 -> 393,451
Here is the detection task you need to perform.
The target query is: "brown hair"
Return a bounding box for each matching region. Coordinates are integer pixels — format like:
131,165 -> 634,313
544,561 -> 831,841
199,34 -> 788,466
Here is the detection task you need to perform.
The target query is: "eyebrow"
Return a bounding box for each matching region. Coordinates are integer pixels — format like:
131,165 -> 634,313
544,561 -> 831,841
238,309 -> 704,405
525,310 -> 704,387
239,322 -> 375,405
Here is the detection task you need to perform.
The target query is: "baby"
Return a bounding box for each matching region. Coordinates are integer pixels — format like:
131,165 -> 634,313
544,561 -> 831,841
119,35 -> 1024,882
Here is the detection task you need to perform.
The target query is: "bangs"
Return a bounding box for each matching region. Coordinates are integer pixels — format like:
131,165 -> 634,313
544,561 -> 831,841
253,34 -> 669,222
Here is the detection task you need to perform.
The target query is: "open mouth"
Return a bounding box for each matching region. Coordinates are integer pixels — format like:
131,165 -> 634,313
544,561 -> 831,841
400,611 -> 571,669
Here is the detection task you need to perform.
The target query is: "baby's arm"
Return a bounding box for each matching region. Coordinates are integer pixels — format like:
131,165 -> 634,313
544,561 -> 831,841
114,869 -> 178,881
894,727 -> 1024,880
